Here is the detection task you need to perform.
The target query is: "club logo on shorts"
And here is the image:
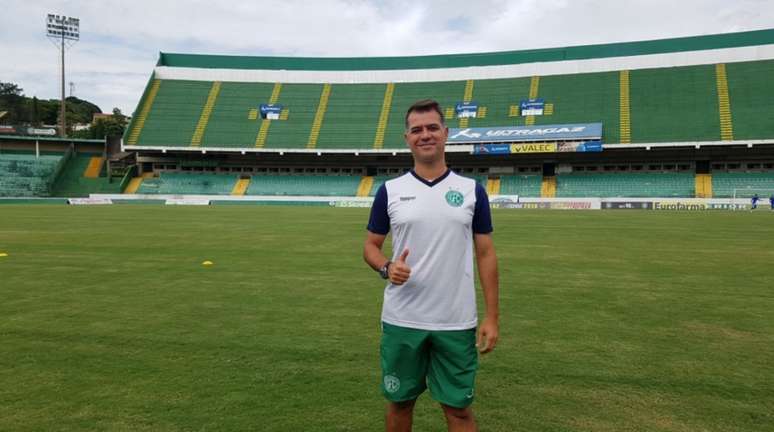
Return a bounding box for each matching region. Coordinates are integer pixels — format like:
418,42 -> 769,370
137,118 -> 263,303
384,374 -> 401,393
445,190 -> 464,207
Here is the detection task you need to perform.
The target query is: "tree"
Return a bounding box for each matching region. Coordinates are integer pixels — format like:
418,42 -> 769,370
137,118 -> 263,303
0,82 -> 26,124
0,82 -> 23,97
0,81 -> 111,133
39,100 -> 59,125
64,96 -> 101,127
102,108 -> 128,137
74,108 -> 129,139
30,97 -> 41,127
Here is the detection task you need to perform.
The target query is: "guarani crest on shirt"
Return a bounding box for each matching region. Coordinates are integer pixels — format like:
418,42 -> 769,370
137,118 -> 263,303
445,189 -> 464,207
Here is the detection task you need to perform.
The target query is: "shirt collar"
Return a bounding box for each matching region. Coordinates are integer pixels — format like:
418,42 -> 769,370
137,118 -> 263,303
409,168 -> 451,187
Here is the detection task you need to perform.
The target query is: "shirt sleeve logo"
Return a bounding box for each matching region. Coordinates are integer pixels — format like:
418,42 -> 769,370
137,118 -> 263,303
445,190 -> 464,207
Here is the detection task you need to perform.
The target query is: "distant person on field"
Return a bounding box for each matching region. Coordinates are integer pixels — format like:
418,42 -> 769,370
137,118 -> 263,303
769,194 -> 774,211
751,194 -> 759,211
364,99 -> 499,432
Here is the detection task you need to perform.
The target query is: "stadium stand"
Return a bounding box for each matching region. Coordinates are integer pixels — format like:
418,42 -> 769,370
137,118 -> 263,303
381,81 -> 466,149
124,60 -> 774,150
629,65 -> 720,142
125,30 -> 774,151
137,172 -> 238,195
711,172 -> 774,197
199,82 -> 275,147
0,153 -> 62,197
555,173 -> 695,198
317,84 -> 385,149
132,80 -> 212,146
533,72 -> 621,142
459,77 -> 531,129
725,59 -> 774,140
246,175 -> 361,196
101,29 -> 774,200
50,153 -> 122,197
259,84 -> 321,149
499,175 -> 543,197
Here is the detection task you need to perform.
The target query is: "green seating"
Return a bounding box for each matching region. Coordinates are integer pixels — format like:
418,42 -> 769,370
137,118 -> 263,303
382,81 -> 466,149
316,84 -> 386,149
726,59 -> 774,140
556,172 -> 695,197
137,173 -> 238,195
534,71 -> 620,142
462,77 -> 532,129
630,65 -> 719,142
0,154 -> 61,197
50,154 -> 122,197
499,175 -> 542,197
200,82 -> 275,147
135,80 -> 213,146
126,58 -> 774,150
712,172 -> 774,197
246,175 -> 361,196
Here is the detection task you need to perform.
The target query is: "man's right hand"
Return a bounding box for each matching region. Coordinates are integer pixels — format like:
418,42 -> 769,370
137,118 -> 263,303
389,249 -> 411,285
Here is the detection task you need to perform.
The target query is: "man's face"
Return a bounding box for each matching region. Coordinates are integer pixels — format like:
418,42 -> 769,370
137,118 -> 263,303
404,110 -> 448,164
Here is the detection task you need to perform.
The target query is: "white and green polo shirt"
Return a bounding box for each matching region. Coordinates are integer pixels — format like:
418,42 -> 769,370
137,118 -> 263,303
367,169 -> 493,331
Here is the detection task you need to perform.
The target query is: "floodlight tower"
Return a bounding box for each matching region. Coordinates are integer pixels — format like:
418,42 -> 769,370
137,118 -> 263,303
46,14 -> 79,138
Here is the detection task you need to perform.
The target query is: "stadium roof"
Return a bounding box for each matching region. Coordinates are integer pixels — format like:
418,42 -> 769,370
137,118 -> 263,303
0,135 -> 104,144
159,28 -> 774,71
155,28 -> 774,84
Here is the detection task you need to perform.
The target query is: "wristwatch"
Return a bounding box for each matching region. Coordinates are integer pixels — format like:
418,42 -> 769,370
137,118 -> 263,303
378,261 -> 391,279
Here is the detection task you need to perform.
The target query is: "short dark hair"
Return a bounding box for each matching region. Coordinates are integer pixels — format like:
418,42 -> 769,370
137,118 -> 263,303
405,99 -> 445,129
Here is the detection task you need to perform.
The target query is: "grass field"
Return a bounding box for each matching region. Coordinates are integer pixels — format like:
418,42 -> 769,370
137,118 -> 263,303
1,205 -> 773,431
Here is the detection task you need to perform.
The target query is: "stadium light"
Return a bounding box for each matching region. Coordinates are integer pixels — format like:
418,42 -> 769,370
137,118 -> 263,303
46,14 -> 80,138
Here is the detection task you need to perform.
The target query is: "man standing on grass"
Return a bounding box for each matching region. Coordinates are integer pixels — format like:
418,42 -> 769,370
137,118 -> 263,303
363,99 -> 499,432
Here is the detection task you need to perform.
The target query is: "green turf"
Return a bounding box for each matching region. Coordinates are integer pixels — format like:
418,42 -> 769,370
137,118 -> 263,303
0,206 -> 772,431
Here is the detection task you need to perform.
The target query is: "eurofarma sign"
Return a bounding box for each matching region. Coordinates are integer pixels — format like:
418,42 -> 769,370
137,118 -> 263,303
448,123 -> 602,144
653,201 -> 708,210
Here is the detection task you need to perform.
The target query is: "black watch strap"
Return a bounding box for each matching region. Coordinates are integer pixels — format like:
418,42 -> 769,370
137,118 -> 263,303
378,261 -> 391,279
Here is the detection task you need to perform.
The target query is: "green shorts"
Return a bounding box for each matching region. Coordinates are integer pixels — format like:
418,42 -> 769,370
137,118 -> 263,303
380,322 -> 478,408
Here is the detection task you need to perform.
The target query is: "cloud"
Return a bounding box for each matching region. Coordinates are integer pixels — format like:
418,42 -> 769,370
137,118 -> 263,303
2,0 -> 773,115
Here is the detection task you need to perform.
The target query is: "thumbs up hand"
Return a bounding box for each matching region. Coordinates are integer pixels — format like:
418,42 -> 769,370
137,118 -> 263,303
389,248 -> 411,285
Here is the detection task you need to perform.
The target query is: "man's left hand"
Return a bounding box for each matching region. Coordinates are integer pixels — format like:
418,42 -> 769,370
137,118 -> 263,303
476,317 -> 499,354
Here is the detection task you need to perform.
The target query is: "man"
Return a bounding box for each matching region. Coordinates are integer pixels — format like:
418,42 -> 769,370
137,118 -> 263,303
363,99 -> 499,432
751,193 -> 759,211
770,194 -> 774,211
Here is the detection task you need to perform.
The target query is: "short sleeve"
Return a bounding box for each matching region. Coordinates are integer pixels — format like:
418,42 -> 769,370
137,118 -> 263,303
472,183 -> 493,234
367,184 -> 390,235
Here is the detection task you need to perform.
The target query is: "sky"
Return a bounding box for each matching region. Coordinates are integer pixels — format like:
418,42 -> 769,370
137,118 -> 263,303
1,0 -> 773,117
